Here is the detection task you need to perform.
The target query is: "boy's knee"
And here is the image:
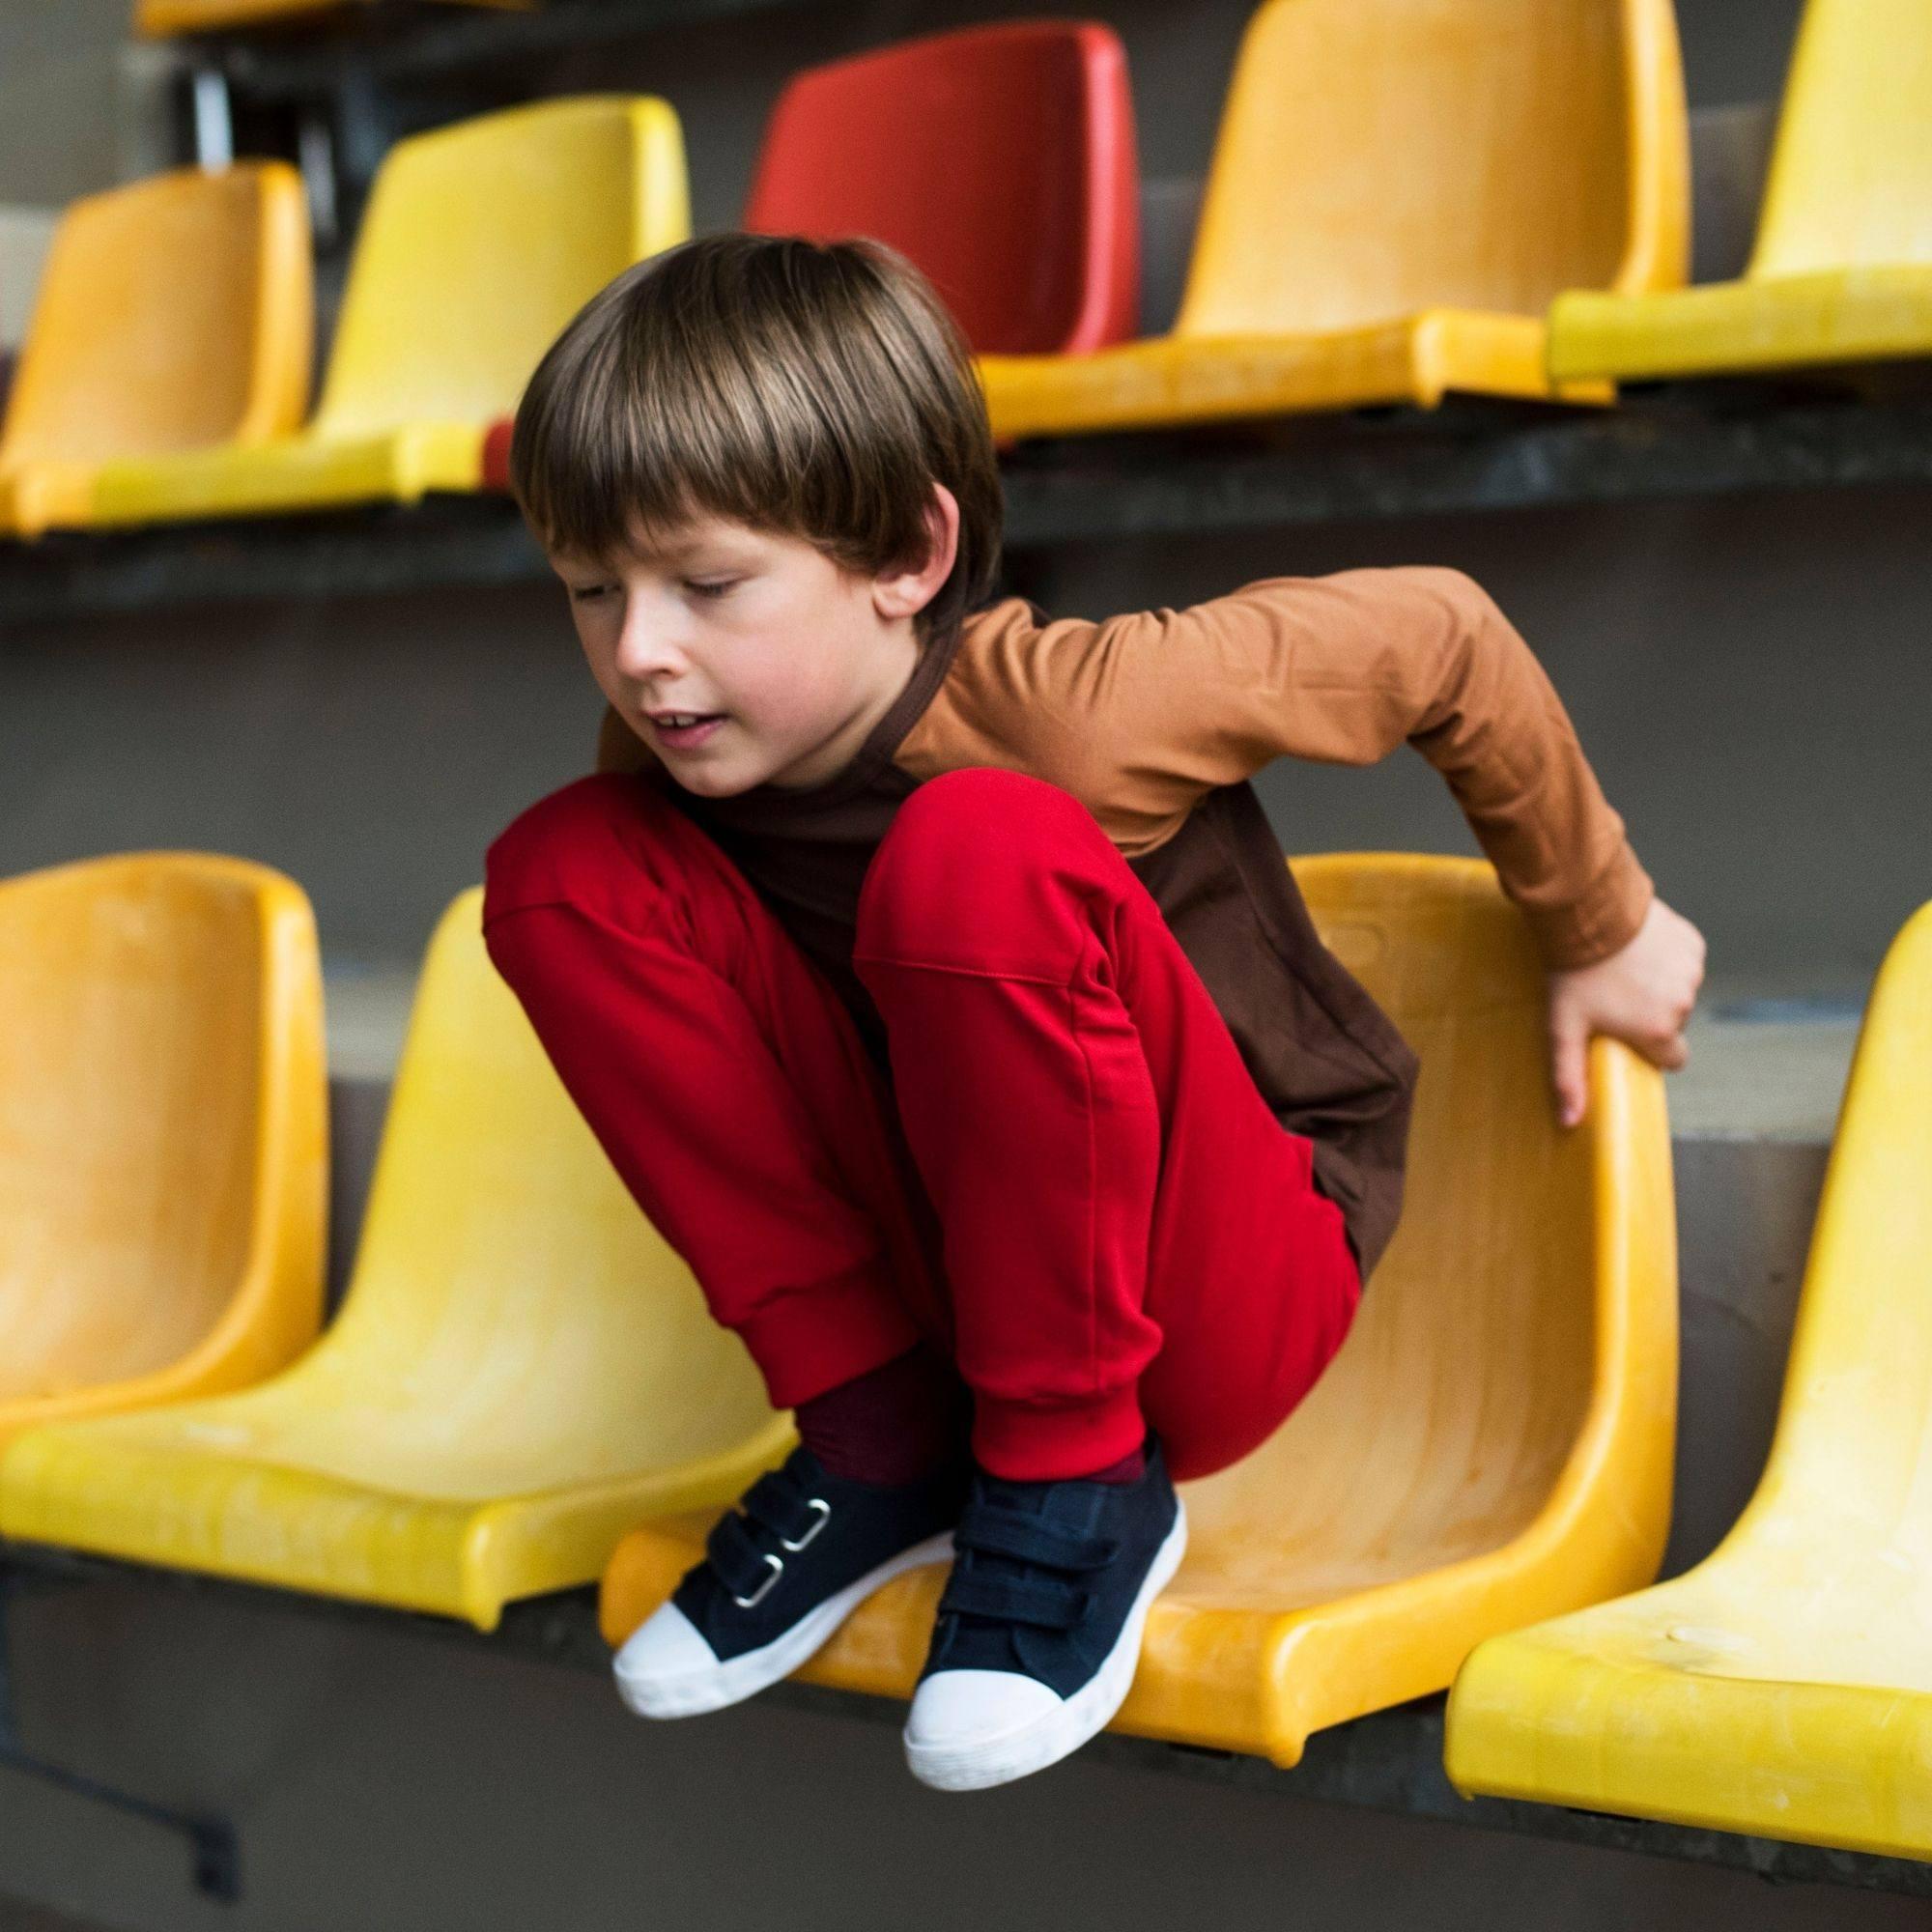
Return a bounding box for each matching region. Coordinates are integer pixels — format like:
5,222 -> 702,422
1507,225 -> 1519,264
875,769 -> 1100,874
482,773 -> 666,927
858,769 -> 1114,960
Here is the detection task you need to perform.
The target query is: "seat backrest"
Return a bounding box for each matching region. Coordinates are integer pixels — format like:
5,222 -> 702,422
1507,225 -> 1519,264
277,891 -> 771,1497
1176,0 -> 1688,338
0,855 -> 320,1402
743,21 -> 1139,355
0,164 -> 310,470
312,97 -> 688,440
1180,856 -> 1668,1585
1747,0 -> 1932,277
1722,901 -> 1932,1547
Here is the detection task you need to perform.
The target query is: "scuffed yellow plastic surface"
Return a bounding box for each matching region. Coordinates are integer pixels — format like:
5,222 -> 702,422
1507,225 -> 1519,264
1446,898 -> 1932,1861
0,890 -> 793,1630
0,854 -> 326,1445
977,0 -> 1688,437
91,97 -> 687,526
603,856 -> 1678,1765
1549,0 -> 1932,381
0,165 -> 310,537
135,1 -> 531,38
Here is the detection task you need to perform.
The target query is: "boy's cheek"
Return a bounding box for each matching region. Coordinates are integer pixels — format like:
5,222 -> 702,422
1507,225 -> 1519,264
735,659 -> 843,736
583,658 -> 628,717
578,632 -> 637,707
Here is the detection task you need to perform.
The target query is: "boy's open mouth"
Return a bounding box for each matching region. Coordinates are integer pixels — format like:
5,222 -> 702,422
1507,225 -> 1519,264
650,713 -> 728,749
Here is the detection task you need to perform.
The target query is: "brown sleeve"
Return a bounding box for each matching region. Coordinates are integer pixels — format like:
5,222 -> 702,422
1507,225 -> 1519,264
1021,569 -> 1655,970
595,703 -> 659,777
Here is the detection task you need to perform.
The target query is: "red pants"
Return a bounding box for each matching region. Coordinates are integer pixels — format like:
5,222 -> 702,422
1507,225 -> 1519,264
482,768 -> 1360,1484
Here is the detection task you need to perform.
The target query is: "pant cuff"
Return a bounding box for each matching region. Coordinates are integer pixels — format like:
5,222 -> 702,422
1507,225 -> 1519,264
971,1384 -> 1148,1482
733,1268 -> 926,1413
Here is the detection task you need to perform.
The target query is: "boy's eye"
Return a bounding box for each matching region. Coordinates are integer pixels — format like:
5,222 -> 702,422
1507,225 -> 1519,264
569,583 -> 612,605
686,579 -> 740,601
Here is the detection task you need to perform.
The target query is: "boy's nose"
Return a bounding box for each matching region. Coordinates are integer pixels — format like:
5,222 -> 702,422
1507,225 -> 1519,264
613,615 -> 689,681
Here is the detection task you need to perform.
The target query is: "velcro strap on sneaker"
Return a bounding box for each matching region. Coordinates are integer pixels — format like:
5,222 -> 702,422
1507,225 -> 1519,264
739,1470 -> 829,1548
952,1507 -> 1119,1574
705,1509 -> 779,1601
938,1569 -> 1089,1632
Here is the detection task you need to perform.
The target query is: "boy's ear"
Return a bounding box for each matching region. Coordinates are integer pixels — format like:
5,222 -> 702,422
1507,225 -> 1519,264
871,483 -> 960,624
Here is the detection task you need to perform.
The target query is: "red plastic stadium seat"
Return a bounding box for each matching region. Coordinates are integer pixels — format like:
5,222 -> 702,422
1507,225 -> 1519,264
483,19 -> 1139,490
745,20 -> 1138,356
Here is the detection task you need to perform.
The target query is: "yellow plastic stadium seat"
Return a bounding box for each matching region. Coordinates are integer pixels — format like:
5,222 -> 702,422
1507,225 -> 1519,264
0,891 -> 793,1630
1550,0 -> 1932,382
1447,900 -> 1932,1861
0,165 -> 310,538
136,1 -> 532,37
977,0 -> 1689,438
90,97 -> 687,526
0,854 -> 326,1447
602,856 -> 1679,1764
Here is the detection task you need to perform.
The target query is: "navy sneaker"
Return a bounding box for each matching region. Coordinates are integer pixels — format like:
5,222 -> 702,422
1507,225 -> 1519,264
613,1446 -> 965,1719
903,1438 -> 1187,1790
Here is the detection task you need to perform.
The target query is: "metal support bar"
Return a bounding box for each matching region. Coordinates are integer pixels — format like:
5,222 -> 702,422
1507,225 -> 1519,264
297,109 -> 340,249
188,66 -> 235,170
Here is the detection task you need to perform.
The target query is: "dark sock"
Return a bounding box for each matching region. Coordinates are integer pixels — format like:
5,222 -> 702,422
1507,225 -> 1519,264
794,1342 -> 971,1487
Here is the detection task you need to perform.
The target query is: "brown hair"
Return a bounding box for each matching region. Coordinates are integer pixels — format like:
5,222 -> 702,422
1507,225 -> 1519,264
510,232 -> 1004,648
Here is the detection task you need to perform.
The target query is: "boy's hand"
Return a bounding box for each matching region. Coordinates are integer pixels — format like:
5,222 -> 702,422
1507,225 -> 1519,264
1548,896 -> 1707,1127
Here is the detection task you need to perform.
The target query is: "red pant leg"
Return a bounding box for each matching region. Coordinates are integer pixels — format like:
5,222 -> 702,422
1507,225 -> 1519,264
482,774 -> 948,1408
853,769 -> 1362,1484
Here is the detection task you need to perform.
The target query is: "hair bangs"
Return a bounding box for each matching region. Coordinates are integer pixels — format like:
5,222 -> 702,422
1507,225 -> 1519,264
509,234 -> 1004,643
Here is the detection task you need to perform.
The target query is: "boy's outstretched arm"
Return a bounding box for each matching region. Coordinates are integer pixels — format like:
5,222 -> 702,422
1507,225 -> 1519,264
1031,566 -> 1706,1125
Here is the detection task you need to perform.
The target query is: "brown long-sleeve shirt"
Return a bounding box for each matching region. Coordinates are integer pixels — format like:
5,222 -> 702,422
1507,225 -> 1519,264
594,566 -> 1654,1280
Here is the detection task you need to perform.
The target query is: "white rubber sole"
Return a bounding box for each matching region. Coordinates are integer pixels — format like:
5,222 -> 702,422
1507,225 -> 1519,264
613,1531 -> 955,1719
903,1500 -> 1188,1791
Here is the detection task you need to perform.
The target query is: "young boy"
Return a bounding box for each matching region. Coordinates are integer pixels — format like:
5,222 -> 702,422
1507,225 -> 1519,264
482,235 -> 1706,1792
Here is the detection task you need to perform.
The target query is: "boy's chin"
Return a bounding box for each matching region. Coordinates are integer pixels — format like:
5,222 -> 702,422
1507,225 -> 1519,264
666,743 -> 803,798
668,763 -> 761,799
666,726 -> 846,797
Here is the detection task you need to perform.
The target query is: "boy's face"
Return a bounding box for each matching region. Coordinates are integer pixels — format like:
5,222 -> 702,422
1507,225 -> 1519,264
550,505 -> 949,798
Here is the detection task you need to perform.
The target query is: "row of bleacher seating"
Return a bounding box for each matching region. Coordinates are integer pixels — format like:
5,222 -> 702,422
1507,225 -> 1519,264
133,0 -> 534,35
0,15 -> 1130,538
3,0 -> 1929,539
2,847 -> 1930,1862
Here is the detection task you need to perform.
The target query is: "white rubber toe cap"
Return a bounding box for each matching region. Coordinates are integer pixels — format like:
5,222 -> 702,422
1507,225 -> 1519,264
612,1603 -> 721,1714
904,1668 -> 1064,1752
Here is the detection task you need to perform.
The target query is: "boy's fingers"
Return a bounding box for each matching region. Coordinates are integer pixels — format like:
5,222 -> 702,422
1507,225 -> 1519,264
1648,1031 -> 1690,1073
1549,1007 -> 1590,1128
